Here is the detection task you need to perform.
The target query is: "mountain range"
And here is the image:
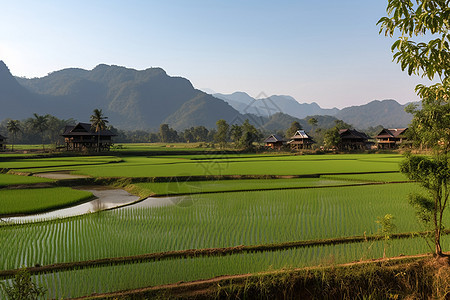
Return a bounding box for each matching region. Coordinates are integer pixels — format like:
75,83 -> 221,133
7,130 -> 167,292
215,92 -> 414,129
0,61 -> 414,131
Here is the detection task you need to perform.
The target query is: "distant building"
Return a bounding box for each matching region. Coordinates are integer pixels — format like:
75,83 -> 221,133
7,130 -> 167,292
0,134 -> 6,151
376,128 -> 408,149
288,130 -> 315,150
263,134 -> 286,150
338,129 -> 371,150
62,123 -> 116,152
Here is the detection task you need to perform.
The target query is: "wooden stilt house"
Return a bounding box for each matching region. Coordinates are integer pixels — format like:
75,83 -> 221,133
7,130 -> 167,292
263,134 -> 286,150
288,130 -> 315,150
376,128 -> 408,149
338,129 -> 370,150
62,123 -> 116,152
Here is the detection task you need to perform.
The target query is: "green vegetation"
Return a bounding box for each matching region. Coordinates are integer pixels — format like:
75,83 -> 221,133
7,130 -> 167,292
322,172 -> 409,182
379,0 -> 450,256
133,177 -> 363,195
2,268 -> 46,300
0,174 -> 53,187
0,150 -> 444,298
0,183 -> 436,270
0,188 -> 93,215
0,237 -> 446,299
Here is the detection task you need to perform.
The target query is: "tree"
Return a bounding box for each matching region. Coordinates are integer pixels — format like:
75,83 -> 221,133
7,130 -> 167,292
285,121 -> 302,139
239,120 -> 261,150
6,120 -> 21,151
159,124 -> 179,143
308,117 -> 318,128
193,126 -> 209,142
230,124 -> 243,146
214,119 -> 229,149
378,0 -> 450,256
90,109 -> 109,152
323,126 -> 341,149
400,155 -> 449,256
4,268 -> 46,299
31,113 -> 49,151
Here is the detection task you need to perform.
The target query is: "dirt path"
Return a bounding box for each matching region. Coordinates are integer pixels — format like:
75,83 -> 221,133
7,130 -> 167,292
33,172 -> 91,180
69,252 -> 438,300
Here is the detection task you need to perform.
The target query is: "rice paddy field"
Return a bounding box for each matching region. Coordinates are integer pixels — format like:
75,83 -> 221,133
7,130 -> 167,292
0,146 -> 442,298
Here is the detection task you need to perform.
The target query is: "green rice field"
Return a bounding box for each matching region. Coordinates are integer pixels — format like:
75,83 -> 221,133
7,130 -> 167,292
0,188 -> 93,215
0,148 -> 441,298
0,174 -> 53,187
133,177 -> 367,195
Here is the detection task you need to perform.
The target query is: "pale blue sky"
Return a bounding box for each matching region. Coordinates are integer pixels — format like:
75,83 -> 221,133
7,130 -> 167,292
0,0 -> 426,108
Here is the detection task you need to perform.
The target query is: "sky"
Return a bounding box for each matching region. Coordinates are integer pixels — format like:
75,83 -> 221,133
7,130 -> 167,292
0,0 -> 428,108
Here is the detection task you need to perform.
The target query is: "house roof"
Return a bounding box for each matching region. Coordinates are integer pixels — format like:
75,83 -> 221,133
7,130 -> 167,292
339,129 -> 370,140
376,128 -> 408,138
62,122 -> 116,137
263,134 -> 285,143
291,130 -> 311,139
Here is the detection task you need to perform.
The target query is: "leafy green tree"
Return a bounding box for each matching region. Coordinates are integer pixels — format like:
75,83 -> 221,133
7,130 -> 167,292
31,113 -> 49,151
378,0 -> 450,256
6,120 -> 21,151
230,124 -> 243,146
193,126 -> 209,142
323,126 -> 341,149
285,121 -> 302,139
239,120 -> 261,150
159,124 -> 179,143
400,155 -> 449,256
214,119 -> 229,149
182,127 -> 195,143
90,109 -> 109,152
45,116 -> 76,147
4,268 -> 46,300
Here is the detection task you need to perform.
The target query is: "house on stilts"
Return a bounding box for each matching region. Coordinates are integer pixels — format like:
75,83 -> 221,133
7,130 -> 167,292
62,123 -> 116,152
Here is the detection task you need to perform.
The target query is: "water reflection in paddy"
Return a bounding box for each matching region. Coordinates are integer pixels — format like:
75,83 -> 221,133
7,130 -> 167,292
4,187 -> 140,223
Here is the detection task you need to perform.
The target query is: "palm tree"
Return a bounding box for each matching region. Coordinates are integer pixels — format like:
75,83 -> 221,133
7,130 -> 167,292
90,109 -> 109,152
31,113 -> 49,151
6,120 -> 21,151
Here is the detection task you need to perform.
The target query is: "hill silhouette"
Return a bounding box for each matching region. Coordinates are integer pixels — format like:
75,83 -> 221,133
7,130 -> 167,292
1,61 -> 414,131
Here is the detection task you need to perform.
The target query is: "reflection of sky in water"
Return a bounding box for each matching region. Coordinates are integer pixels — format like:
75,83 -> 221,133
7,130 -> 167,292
3,189 -> 140,223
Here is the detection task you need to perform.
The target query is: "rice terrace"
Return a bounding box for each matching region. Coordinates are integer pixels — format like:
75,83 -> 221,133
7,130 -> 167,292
0,145 -> 448,299
1,0 -> 450,299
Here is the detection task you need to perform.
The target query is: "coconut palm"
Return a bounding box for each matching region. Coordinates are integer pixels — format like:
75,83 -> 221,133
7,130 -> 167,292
31,113 -> 49,151
90,109 -> 109,152
6,120 -> 21,151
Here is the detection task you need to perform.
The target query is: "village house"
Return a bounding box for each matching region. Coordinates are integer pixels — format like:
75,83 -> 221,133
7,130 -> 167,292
375,128 -> 408,149
338,129 -> 371,150
0,134 -> 6,151
263,134 -> 286,150
62,122 -> 116,152
288,130 -> 315,150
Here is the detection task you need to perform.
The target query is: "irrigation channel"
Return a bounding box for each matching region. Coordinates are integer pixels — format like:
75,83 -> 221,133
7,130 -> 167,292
3,187 -> 178,223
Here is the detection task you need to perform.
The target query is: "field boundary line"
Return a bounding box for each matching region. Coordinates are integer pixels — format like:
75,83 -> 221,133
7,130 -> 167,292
0,229 -> 444,278
148,181 -> 412,198
67,254 -> 434,300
